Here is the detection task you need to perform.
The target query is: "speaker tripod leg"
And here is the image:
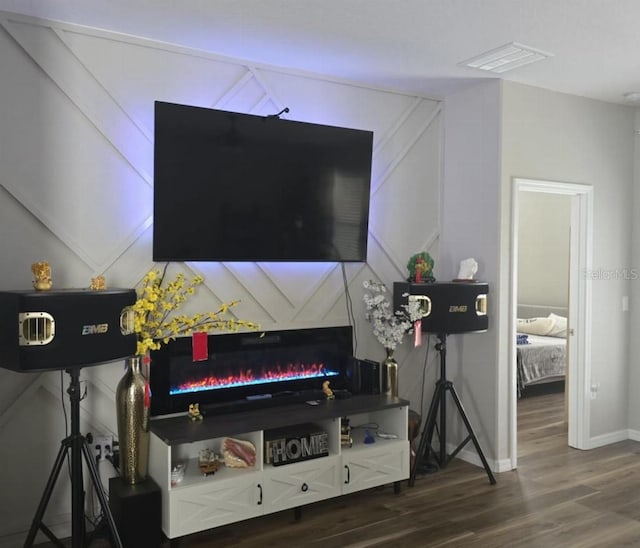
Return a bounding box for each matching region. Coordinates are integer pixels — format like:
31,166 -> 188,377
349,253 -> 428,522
81,439 -> 123,548
25,368 -> 124,548
71,435 -> 85,548
447,382 -> 496,485
24,439 -> 70,548
409,379 -> 443,486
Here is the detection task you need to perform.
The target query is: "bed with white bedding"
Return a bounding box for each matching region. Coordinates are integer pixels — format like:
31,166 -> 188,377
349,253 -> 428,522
516,305 -> 568,397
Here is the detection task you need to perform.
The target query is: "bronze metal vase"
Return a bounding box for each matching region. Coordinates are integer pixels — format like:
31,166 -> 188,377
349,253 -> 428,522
383,348 -> 399,398
116,355 -> 150,484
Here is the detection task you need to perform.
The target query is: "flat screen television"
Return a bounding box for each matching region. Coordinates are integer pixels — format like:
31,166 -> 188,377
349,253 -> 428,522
153,101 -> 374,262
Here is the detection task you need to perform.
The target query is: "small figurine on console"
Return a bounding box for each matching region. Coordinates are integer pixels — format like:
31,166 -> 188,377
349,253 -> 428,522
406,252 -> 435,283
31,261 -> 52,291
90,275 -> 107,290
188,403 -> 203,421
198,448 -> 220,476
455,258 -> 478,281
322,380 -> 335,400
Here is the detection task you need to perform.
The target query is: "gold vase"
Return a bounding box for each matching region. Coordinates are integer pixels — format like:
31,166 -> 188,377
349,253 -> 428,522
116,355 -> 150,484
383,348 -> 399,398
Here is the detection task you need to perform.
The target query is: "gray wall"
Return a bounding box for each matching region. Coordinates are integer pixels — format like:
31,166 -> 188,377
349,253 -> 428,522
628,110 -> 640,435
440,79 -> 635,470
517,192 -> 571,310
441,79 -> 503,468
502,81 -> 634,444
0,12 -> 442,545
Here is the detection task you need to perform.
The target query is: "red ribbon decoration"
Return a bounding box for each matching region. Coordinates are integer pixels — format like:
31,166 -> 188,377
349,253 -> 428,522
144,382 -> 151,408
192,331 -> 208,362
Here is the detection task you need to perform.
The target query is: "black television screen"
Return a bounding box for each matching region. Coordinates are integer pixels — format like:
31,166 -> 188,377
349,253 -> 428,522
153,101 -> 373,262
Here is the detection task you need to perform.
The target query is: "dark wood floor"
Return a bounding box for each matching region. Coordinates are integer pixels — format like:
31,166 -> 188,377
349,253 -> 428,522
39,392 -> 640,546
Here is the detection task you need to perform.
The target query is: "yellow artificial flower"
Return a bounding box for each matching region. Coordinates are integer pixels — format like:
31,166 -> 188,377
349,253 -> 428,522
131,269 -> 260,357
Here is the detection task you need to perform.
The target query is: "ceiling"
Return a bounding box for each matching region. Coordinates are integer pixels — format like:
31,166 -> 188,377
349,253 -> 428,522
1,0 -> 640,105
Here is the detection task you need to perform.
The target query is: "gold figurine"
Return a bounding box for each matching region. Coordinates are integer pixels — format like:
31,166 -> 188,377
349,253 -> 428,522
90,276 -> 107,290
31,261 -> 52,291
322,380 -> 335,400
188,403 -> 203,421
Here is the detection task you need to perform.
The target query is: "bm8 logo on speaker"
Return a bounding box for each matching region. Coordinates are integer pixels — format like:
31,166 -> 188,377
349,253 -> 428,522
81,323 -> 109,335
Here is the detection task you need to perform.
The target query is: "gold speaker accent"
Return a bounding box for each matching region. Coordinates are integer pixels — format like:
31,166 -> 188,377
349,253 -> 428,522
409,294 -> 432,317
475,294 -> 487,316
120,307 -> 135,336
31,261 -> 52,291
18,312 -> 55,346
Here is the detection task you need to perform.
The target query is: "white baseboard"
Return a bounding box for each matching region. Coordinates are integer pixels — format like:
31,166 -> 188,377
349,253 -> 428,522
627,429 -> 640,442
446,428 -> 637,473
443,442 -> 511,474
0,516 -> 70,548
493,457 -> 515,473
584,429 -> 629,449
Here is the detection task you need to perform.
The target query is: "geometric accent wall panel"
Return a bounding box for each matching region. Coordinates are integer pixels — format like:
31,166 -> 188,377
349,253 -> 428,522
1,15 -> 441,325
0,11 -> 442,541
0,11 -> 441,346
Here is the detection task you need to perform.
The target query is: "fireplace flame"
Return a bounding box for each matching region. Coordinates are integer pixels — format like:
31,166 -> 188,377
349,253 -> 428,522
170,361 -> 339,395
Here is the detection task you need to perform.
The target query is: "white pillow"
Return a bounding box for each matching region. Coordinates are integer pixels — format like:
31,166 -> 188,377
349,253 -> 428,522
547,313 -> 568,338
517,317 -> 555,336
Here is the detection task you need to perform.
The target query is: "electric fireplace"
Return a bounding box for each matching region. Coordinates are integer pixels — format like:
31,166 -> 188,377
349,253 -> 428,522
149,326 -> 354,417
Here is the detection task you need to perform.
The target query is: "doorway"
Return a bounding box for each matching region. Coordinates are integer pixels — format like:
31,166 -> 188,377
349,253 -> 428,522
510,178 -> 593,469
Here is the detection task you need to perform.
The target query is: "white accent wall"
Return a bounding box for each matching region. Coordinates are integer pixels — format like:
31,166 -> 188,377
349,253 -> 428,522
0,12 -> 442,545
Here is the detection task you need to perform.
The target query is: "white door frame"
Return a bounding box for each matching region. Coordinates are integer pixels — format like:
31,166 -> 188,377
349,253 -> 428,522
510,178 -> 593,467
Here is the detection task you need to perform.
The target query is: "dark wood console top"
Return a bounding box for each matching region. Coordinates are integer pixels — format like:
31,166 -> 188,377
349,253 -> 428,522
150,394 -> 409,446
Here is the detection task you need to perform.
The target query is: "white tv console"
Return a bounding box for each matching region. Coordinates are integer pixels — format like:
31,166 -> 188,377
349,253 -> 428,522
149,395 -> 410,540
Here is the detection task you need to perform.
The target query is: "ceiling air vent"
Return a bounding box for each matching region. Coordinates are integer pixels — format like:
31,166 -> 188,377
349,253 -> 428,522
461,42 -> 553,74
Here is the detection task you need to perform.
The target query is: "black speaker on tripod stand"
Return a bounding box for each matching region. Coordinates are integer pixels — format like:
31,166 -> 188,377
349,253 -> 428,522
0,288 -> 137,547
394,282 -> 496,486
